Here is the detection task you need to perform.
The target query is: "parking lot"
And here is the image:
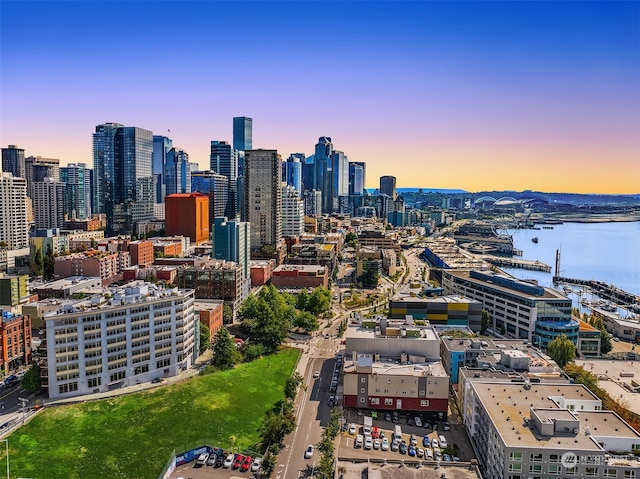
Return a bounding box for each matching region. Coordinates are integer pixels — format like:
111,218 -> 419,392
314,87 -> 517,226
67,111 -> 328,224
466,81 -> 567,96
169,451 -> 262,479
336,415 -> 475,464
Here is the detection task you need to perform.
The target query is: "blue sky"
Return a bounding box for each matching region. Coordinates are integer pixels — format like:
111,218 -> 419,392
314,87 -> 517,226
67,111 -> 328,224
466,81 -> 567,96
1,1 -> 638,193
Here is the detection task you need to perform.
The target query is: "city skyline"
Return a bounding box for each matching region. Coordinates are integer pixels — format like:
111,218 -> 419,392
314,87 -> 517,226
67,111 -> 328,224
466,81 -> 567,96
1,1 -> 638,194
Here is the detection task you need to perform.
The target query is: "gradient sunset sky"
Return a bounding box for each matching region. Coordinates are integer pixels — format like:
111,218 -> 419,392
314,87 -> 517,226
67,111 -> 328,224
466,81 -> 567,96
1,1 -> 638,194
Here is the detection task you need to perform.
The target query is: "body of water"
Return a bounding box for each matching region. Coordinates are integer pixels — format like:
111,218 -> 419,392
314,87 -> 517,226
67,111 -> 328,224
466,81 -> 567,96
499,221 -> 640,297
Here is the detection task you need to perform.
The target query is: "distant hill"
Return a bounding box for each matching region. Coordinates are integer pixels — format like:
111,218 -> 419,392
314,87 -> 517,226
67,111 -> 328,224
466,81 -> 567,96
366,187 -> 469,195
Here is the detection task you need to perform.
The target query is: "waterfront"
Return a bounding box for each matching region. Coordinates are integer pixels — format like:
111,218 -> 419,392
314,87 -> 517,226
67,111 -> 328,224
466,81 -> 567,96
500,220 -> 640,297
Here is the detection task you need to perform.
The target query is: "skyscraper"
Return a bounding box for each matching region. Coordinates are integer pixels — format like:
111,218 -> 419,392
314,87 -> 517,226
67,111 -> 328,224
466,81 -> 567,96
164,147 -> 191,196
380,175 -> 397,200
32,178 -> 66,229
212,216 -> 250,280
25,156 -> 60,199
210,140 -> 238,219
61,163 -> 92,220
0,172 -> 29,272
244,149 -> 282,251
283,153 -> 303,195
165,193 -> 209,244
331,150 -> 349,204
282,185 -> 304,237
152,135 -> 172,203
314,137 -> 333,214
233,117 -> 252,151
1,145 -> 25,179
93,123 -> 154,235
191,170 -> 229,227
349,161 -> 365,196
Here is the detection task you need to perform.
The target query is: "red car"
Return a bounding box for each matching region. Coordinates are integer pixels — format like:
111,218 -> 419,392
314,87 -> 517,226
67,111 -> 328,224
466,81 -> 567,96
232,454 -> 244,469
241,455 -> 253,472
371,427 -> 380,439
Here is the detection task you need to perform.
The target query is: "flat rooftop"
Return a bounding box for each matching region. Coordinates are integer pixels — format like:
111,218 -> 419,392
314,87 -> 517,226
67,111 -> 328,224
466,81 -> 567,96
459,367 -> 568,383
344,355 -> 448,378
473,382 -> 640,450
346,322 -> 440,341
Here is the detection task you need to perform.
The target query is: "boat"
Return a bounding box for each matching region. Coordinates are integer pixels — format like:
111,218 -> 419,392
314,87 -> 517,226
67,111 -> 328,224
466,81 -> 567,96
531,237 -> 539,243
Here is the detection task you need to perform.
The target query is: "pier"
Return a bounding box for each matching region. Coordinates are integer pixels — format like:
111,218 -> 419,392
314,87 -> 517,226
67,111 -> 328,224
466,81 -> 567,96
553,276 -> 640,308
481,256 -> 552,272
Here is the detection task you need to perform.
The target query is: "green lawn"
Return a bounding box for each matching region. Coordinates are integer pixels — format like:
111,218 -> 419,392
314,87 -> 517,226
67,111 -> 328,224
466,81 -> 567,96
3,348 -> 300,479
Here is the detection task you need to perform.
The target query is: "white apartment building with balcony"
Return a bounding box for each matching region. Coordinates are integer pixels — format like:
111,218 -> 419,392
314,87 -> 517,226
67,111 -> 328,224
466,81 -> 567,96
43,281 -> 196,399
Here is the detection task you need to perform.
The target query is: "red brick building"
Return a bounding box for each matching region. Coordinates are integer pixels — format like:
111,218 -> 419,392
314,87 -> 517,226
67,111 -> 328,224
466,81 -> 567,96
165,193 -> 210,245
249,260 -> 275,287
0,312 -> 32,372
270,264 -> 328,290
129,240 -> 154,266
199,303 -> 224,337
54,250 -> 122,285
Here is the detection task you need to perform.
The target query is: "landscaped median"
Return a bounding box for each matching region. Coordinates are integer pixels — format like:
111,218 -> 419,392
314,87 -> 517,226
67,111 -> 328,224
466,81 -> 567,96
3,347 -> 300,479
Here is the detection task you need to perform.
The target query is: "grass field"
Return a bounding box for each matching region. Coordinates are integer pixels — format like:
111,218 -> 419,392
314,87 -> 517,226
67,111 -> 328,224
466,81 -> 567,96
3,347 -> 300,479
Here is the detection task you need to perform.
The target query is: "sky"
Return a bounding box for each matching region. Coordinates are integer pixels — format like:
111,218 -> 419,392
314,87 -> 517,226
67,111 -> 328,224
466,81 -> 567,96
1,1 -> 639,194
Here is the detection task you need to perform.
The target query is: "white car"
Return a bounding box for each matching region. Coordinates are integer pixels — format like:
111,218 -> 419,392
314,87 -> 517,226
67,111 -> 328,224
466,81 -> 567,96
431,438 -> 439,449
251,457 -> 262,472
373,438 -> 381,450
304,445 -> 314,459
313,370 -> 320,378
364,435 -> 373,450
223,453 -> 234,468
355,434 -> 364,448
414,417 -> 422,427
416,447 -> 424,458
348,423 -> 357,435
381,438 -> 390,451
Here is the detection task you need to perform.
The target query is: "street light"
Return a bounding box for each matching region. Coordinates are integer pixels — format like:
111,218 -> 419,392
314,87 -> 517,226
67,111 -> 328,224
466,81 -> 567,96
0,439 -> 8,479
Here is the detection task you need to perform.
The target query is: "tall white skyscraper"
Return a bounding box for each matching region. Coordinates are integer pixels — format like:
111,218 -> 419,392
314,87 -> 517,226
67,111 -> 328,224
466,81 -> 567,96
244,149 -> 282,250
0,172 -> 29,272
282,185 -> 304,237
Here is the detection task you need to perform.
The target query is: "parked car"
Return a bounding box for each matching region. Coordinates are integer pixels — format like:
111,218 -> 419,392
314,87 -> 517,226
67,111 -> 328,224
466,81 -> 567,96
223,453 -> 235,468
4,375 -> 18,388
408,445 -> 416,457
416,447 -> 424,458
414,417 -> 422,427
304,445 -> 314,459
328,395 -> 334,407
431,438 -> 439,449
355,435 -> 364,448
410,434 -> 417,446
391,440 -> 399,452
364,435 -> 373,450
313,370 -> 320,378
425,448 -> 434,460
251,457 -> 262,472
439,435 -> 448,448
206,453 -> 217,466
385,413 -> 392,422
373,438 -> 380,450
443,453 -> 451,462
348,423 -> 357,435
371,426 -> 380,439
195,453 -> 209,467
452,456 -> 460,462
443,422 -> 451,431
399,441 -> 408,455
422,435 -> 430,447
241,455 -> 253,472
232,454 -> 244,469
381,438 -> 389,451
215,454 -> 225,467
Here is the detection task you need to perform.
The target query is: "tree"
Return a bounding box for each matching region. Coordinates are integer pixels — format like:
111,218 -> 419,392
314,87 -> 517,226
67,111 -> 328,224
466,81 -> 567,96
295,311 -> 319,332
43,247 -> 55,280
259,408 -> 296,449
199,324 -> 210,354
358,266 -> 380,288
480,309 -> 490,335
284,372 -> 303,400
222,304 -> 233,324
21,362 -> 42,393
211,327 -> 240,369
345,232 -> 358,247
296,288 -> 309,311
259,444 -> 278,478
31,247 -> 44,277
305,286 -> 331,315
241,286 -> 292,352
590,316 -> 612,355
547,334 -> 576,368
260,244 -> 275,255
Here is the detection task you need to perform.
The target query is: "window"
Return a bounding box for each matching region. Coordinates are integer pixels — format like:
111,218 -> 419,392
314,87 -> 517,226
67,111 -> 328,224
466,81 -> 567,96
529,465 -> 542,473
359,397 -> 365,403
530,453 -> 543,462
370,398 -> 379,405
549,454 -> 560,463
565,466 -> 577,476
623,471 -> 635,479
603,469 -> 617,478
361,377 -> 366,383
548,465 -> 560,475
88,377 -> 101,388
420,400 -> 429,407
584,468 -> 598,477
508,464 -> 522,472
384,398 -> 393,406
360,388 -> 365,394
509,452 -> 523,462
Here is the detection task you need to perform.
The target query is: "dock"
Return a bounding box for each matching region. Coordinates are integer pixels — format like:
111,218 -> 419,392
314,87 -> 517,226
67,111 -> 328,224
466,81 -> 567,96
481,256 -> 552,272
553,276 -> 640,309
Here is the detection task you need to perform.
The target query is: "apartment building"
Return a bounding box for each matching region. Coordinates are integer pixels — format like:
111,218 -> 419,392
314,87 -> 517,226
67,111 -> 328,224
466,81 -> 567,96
43,281 -> 196,399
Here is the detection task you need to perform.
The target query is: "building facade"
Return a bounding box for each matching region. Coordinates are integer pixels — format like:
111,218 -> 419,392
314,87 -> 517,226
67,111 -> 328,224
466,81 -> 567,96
271,264 -> 329,290
1,145 -> 25,179
165,193 -> 210,245
282,185 -> 305,238
25,155 -> 60,200
152,135 -> 172,203
164,147 -> 191,197
244,149 -> 282,251
379,175 -> 397,200
0,311 -> 32,372
191,170 -> 229,225
0,173 -> 30,272
32,178 -> 66,229
93,123 -> 154,235
212,217 -> 250,281
60,163 -> 92,220
43,282 -> 196,399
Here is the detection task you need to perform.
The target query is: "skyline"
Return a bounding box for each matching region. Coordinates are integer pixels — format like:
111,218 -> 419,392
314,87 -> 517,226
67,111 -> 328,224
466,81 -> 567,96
1,1 -> 639,194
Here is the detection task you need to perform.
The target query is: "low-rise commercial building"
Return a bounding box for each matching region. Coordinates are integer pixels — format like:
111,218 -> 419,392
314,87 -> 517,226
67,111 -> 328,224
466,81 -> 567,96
442,270 -> 577,348
0,311 -> 32,372
271,264 -> 328,290
31,276 -> 102,299
54,251 -> 125,286
42,281 -> 196,399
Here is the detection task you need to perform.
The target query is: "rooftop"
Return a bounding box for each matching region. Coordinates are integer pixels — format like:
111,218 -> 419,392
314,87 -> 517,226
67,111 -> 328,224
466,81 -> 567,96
473,382 -> 640,451
343,354 -> 448,377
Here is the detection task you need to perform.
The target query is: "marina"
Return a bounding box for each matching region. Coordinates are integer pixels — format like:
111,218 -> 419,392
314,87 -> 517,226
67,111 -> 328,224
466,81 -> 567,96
481,255 -> 552,272
554,276 -> 640,312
